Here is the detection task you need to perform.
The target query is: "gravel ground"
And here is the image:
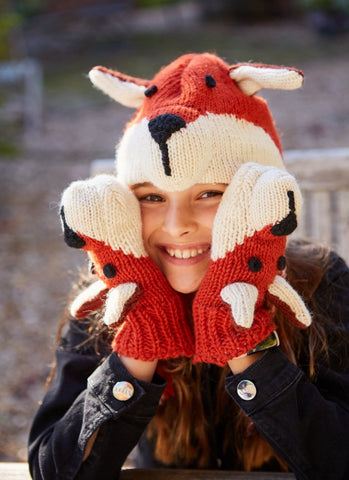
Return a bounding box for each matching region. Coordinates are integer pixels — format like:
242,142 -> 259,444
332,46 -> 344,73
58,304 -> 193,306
1,19 -> 349,463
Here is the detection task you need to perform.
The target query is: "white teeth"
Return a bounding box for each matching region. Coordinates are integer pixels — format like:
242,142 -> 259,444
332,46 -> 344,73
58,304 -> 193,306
165,247 -> 208,259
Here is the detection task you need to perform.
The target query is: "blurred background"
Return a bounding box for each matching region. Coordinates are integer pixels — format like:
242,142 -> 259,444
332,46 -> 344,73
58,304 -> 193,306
1,0 -> 349,463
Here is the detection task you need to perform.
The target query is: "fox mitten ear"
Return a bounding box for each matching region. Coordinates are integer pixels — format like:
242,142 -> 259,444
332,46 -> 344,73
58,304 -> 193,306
60,175 -> 194,361
193,163 -> 311,366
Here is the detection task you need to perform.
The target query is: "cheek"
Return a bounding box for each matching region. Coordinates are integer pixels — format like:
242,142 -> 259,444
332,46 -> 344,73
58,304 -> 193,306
140,214 -> 150,245
198,206 -> 218,231
139,207 -> 160,252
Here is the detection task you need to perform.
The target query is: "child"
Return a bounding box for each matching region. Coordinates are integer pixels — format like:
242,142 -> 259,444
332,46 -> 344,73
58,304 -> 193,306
28,53 -> 349,480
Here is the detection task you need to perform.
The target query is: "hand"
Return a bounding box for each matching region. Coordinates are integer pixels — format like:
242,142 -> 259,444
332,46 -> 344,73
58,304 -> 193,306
60,175 -> 194,361
193,163 -> 311,366
227,352 -> 264,374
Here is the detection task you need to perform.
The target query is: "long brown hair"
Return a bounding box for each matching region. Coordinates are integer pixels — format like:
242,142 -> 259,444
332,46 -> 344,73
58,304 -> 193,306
52,239 -> 342,470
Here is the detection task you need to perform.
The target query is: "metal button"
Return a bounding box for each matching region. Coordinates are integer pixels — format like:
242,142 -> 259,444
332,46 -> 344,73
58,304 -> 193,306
112,381 -> 134,401
237,379 -> 257,400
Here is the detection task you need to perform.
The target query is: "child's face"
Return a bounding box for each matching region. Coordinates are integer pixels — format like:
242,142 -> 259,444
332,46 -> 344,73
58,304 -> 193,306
132,182 -> 227,293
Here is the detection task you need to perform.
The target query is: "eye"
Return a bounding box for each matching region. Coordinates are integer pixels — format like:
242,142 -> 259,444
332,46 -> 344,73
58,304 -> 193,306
103,264 -> 117,278
139,193 -> 165,203
248,257 -> 263,272
199,190 -> 224,199
205,74 -> 216,88
144,85 -> 158,97
277,256 -> 286,270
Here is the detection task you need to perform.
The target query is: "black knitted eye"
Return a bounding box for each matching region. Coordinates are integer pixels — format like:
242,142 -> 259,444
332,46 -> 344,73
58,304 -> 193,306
277,256 -> 287,271
103,264 -> 117,278
144,85 -> 158,97
205,74 -> 216,88
248,257 -> 263,272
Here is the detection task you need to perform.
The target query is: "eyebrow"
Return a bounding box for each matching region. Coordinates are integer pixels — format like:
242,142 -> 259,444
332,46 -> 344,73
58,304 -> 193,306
132,183 -> 227,188
131,182 -> 153,189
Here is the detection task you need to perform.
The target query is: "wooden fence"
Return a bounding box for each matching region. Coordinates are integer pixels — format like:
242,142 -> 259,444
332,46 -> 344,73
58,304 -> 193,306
0,463 -> 295,479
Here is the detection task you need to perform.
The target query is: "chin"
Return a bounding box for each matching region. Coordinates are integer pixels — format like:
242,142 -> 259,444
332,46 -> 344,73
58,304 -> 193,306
174,285 -> 197,294
167,276 -> 202,294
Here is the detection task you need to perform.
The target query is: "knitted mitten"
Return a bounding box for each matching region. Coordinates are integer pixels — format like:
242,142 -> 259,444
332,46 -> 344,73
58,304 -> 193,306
193,163 -> 311,366
60,175 -> 194,361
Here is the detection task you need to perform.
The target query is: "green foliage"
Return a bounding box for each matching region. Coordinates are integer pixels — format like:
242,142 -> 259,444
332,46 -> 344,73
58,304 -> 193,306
0,119 -> 21,159
0,12 -> 22,59
0,139 -> 21,158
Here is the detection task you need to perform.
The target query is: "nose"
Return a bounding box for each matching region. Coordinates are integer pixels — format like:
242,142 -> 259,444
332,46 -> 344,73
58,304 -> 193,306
148,114 -> 186,176
162,201 -> 196,238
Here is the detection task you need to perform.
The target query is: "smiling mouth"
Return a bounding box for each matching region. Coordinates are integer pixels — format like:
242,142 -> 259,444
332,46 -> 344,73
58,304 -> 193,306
164,247 -> 210,259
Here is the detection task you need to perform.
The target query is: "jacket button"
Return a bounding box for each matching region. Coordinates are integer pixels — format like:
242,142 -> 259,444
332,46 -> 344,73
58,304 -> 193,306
112,381 -> 134,401
237,380 -> 257,400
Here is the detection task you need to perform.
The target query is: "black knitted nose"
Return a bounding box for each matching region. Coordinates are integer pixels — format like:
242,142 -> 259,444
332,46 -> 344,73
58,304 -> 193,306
271,191 -> 297,236
60,206 -> 86,248
148,114 -> 186,176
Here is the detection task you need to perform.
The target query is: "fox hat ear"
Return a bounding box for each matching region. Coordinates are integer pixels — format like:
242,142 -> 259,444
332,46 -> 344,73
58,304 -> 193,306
89,66 -> 150,108
88,53 -> 304,192
229,64 -> 304,96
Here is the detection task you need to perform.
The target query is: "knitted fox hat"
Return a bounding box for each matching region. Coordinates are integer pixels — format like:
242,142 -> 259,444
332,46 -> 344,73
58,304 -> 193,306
89,53 -> 303,190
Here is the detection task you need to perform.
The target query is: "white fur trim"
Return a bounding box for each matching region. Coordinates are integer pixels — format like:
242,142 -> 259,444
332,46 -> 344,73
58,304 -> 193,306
220,282 -> 258,329
103,283 -> 138,326
230,66 -> 304,96
89,69 -> 146,108
61,175 -> 147,256
116,113 -> 284,190
268,275 -> 312,327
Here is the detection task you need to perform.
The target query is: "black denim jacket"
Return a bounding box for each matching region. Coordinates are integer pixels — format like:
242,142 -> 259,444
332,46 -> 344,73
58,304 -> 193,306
28,253 -> 349,480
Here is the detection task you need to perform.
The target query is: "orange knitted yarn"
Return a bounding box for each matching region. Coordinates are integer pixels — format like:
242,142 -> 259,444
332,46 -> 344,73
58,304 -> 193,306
129,54 -> 282,153
89,53 -> 304,191
192,163 -> 311,366
79,235 -> 195,361
60,175 -> 194,361
193,227 -> 284,365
